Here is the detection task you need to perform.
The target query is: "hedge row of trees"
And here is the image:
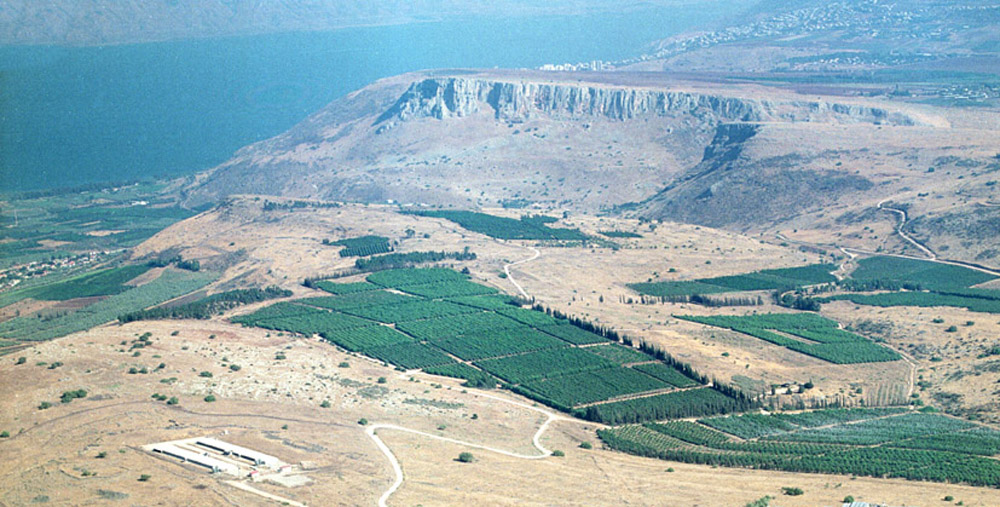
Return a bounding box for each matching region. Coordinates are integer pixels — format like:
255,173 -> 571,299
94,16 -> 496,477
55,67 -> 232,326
303,250 -> 477,287
355,249 -> 476,271
147,255 -> 200,272
117,286 -> 291,323
635,294 -> 764,307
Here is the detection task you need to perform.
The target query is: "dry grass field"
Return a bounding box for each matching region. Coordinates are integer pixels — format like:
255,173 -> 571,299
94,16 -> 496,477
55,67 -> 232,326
3,200 -> 1000,505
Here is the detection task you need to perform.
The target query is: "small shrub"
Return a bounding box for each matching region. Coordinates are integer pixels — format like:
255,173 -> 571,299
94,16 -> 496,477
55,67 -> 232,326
198,371 -> 213,378
579,441 -> 592,449
457,452 -> 475,463
229,364 -> 241,372
945,325 -> 958,333
38,401 -> 52,410
96,451 -> 107,459
781,487 -> 803,496
551,450 -> 565,457
15,357 -> 25,365
843,496 -> 854,503
203,395 -> 216,403
377,377 -> 387,384
338,361 -> 350,368
944,496 -> 954,501
358,418 -> 368,425
320,400 -> 331,408
166,397 -> 179,405
0,430 -> 9,438
60,389 -> 87,404
666,467 -> 675,473
138,474 -> 151,482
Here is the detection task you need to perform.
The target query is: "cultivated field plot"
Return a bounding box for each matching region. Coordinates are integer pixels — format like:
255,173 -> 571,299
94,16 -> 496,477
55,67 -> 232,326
849,256 -> 997,291
232,268 -> 750,422
629,263 -> 837,297
405,210 -> 589,241
821,256 -> 1000,314
600,408 -> 1000,487
330,235 -> 392,257
0,269 -> 216,342
676,313 -> 901,364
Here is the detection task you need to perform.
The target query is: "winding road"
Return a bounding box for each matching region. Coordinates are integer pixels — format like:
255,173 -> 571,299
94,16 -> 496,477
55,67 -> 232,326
365,380 -> 588,507
876,199 -> 936,259
503,244 -> 541,299
363,241 -> 583,507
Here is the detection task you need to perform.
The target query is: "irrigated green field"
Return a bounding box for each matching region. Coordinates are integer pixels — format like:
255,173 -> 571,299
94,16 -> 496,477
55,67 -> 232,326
232,267 -> 737,422
600,408 -> 1000,487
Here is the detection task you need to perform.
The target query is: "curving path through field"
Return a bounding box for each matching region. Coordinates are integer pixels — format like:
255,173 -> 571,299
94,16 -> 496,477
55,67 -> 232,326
364,384 -> 588,507
876,199 -> 936,259
502,244 -> 541,299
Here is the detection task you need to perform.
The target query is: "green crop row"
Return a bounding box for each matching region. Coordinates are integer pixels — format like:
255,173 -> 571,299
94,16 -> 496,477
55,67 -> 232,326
676,313 -> 901,364
330,235 -> 392,257
520,367 -> 671,407
395,280 -> 498,299
850,256 -> 996,291
319,325 -> 414,353
0,270 -> 215,341
339,299 -> 479,324
431,327 -> 568,361
629,263 -> 837,297
314,281 -> 380,295
599,408 -> 1000,488
475,347 -> 615,384
406,210 -> 589,241
367,267 -> 468,287
365,342 -> 456,370
583,387 -> 754,425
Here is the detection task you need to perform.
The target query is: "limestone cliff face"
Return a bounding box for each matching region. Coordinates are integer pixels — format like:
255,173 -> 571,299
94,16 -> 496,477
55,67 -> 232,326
375,77 -> 920,126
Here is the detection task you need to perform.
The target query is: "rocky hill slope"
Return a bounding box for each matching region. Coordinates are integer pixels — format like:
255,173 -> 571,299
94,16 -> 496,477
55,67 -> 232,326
187,70 -> 930,212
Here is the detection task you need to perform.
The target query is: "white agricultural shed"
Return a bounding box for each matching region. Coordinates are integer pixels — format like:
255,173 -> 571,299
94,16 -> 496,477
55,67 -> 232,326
151,444 -> 241,476
196,437 -> 281,468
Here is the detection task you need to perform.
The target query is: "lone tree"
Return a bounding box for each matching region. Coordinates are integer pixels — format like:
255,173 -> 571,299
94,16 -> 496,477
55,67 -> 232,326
457,452 -> 475,463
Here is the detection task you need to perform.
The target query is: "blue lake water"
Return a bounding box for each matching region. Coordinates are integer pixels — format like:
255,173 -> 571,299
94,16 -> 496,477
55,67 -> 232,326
0,6 -> 732,191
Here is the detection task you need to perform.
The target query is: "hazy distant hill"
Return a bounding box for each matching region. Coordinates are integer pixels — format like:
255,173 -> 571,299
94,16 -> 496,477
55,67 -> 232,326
186,68 -> 1000,262
617,0 -> 1000,73
0,0 -> 721,46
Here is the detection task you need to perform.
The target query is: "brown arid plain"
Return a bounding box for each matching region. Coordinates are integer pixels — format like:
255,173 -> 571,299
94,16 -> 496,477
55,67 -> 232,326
2,199 -> 1000,505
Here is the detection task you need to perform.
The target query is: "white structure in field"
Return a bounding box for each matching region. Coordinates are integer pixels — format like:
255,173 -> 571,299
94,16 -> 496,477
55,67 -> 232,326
195,437 -> 281,468
150,444 -> 241,475
144,436 -> 285,477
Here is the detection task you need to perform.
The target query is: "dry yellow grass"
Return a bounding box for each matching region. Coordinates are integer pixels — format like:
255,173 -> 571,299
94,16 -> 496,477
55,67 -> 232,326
3,200 -> 998,505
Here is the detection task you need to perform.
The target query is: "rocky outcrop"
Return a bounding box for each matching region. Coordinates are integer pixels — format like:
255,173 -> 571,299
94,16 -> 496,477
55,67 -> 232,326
634,122 -> 874,228
375,77 -> 921,126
